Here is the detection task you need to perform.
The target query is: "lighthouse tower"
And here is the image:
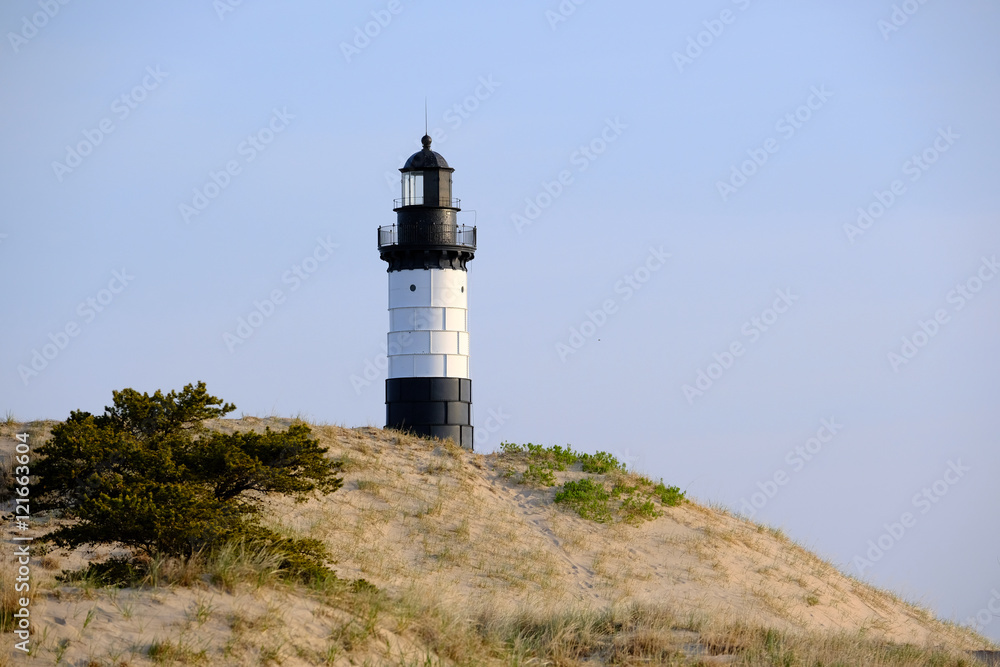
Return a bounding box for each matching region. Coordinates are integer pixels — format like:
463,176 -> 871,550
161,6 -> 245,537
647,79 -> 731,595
378,135 -> 476,449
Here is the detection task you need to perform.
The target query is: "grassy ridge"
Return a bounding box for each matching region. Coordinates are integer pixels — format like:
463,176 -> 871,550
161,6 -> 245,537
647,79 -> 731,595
0,422 -> 993,666
499,441 -> 686,523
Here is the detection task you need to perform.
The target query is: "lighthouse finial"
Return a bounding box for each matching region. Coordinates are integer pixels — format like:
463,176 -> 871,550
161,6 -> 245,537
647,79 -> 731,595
422,99 -> 432,149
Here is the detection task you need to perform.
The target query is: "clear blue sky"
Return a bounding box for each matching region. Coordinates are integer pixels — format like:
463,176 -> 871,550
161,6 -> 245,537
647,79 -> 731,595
2,0 -> 998,641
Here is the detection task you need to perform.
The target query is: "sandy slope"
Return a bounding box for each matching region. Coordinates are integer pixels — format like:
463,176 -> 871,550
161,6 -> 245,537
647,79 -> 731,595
256,422 -> 981,646
0,419 -> 992,665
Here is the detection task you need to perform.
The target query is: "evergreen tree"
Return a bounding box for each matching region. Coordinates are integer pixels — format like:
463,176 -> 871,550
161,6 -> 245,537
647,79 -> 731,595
34,382 -> 342,563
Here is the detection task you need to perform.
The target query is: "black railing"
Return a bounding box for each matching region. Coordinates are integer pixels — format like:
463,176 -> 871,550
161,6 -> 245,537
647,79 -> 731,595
393,197 -> 461,209
378,224 -> 476,250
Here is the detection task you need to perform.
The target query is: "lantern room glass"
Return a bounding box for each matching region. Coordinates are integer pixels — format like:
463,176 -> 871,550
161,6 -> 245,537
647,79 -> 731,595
402,172 -> 423,206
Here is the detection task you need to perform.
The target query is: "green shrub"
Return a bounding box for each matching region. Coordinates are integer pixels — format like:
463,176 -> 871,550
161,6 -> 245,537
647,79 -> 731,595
500,441 -> 578,470
610,480 -> 639,497
618,495 -> 661,523
501,442 -> 580,483
653,481 -> 685,507
580,451 -> 625,474
546,444 -> 579,468
524,442 -> 545,457
501,442 -> 684,523
499,441 -> 524,454
59,555 -> 147,587
33,382 -> 343,577
237,527 -> 336,584
522,463 -> 557,487
501,442 -> 625,474
555,478 -> 612,522
609,479 -> 662,523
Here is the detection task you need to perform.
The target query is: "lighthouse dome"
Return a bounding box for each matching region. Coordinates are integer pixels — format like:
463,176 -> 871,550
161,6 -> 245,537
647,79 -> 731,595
402,135 -> 451,170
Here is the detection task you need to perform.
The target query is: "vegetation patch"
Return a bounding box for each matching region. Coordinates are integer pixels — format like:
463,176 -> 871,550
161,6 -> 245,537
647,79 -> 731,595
147,637 -> 208,664
8,405 -> 987,665
394,597 -> 979,667
555,478 -> 613,522
580,450 -> 626,474
522,462 -> 557,487
653,480 -> 686,507
499,441 -> 686,523
501,441 -> 577,469
698,623 -> 976,667
34,381 -> 347,588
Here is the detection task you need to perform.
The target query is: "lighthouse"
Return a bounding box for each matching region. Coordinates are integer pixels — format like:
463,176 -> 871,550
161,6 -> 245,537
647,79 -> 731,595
378,135 -> 476,449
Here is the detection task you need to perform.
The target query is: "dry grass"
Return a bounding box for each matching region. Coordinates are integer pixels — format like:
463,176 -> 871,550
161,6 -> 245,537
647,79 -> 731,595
698,620 -> 980,667
1,418 -> 995,666
0,556 -> 37,634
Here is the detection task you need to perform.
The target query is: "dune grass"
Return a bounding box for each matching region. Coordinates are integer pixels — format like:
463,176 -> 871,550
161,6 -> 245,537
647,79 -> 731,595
3,420 -> 994,666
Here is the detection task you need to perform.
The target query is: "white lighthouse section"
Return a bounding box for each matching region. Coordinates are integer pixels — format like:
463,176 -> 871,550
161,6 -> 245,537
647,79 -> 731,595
387,268 -> 469,379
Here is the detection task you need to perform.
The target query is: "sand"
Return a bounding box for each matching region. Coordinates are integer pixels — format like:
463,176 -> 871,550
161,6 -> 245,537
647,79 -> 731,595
0,419 -> 992,665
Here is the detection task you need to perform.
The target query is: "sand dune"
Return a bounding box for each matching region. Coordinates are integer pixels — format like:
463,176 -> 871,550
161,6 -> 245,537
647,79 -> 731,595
1,419 -> 994,665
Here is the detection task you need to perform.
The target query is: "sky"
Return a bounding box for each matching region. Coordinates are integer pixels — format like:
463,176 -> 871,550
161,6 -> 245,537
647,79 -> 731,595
2,0 -> 999,642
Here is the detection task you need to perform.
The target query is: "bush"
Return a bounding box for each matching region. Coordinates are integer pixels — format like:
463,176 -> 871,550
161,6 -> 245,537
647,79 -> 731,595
33,382 -> 343,575
500,441 -> 684,523
58,556 -> 148,588
500,441 -> 578,470
546,444 -> 580,468
580,451 -> 625,474
618,495 -> 661,523
499,440 -> 524,454
522,463 -> 557,487
555,478 -> 612,522
653,481 -> 686,507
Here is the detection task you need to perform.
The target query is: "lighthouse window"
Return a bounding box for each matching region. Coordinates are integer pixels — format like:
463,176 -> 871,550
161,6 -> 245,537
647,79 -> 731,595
402,172 -> 423,206
409,284 -> 416,292
461,286 -> 464,293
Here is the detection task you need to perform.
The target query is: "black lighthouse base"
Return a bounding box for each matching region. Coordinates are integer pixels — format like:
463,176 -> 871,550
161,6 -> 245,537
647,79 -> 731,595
386,377 -> 473,449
